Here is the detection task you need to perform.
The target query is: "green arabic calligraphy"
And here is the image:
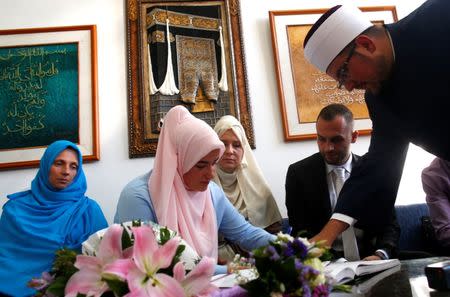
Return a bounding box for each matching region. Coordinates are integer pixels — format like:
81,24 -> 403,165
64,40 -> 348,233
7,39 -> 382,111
0,43 -> 79,149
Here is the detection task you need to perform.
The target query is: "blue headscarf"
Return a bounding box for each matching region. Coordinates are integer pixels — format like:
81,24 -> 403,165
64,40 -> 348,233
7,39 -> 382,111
0,140 -> 108,297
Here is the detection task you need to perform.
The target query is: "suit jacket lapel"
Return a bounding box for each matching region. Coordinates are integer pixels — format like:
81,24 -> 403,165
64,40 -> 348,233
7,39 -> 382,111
313,154 -> 333,216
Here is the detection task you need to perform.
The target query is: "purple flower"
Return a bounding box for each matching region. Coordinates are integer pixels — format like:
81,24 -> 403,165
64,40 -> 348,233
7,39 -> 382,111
302,284 -> 312,297
242,237 -> 332,297
292,239 -> 308,259
312,284 -> 330,297
266,245 -> 280,261
295,259 -> 318,275
212,285 -> 248,297
294,258 -> 303,271
296,260 -> 320,286
282,244 -> 295,258
304,266 -> 320,279
307,266 -> 320,276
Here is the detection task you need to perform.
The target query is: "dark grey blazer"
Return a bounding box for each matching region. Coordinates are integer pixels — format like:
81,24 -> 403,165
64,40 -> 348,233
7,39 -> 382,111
285,152 -> 399,258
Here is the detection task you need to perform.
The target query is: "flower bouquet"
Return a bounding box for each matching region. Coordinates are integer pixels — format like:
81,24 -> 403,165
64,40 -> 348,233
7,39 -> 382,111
29,221 -> 216,297
239,233 -> 340,297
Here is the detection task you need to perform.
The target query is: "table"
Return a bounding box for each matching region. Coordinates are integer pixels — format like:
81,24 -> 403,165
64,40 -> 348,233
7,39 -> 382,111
378,257 -> 450,297
212,257 -> 450,297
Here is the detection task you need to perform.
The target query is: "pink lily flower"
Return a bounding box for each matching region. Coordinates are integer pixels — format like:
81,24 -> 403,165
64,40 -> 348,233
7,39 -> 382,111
173,257 -> 217,297
123,225 -> 185,297
65,224 -> 127,297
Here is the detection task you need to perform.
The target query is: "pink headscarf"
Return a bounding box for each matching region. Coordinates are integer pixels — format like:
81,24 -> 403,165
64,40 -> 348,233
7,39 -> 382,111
149,105 -> 225,260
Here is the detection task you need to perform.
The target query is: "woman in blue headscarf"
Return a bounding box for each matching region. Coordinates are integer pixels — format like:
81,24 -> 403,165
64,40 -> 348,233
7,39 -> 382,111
0,140 -> 108,297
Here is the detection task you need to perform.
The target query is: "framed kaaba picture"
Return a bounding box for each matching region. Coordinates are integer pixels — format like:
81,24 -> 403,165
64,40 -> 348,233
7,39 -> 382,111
126,0 -> 254,157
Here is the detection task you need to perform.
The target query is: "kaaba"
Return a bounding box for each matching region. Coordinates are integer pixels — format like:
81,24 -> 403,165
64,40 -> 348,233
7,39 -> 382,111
144,4 -> 233,135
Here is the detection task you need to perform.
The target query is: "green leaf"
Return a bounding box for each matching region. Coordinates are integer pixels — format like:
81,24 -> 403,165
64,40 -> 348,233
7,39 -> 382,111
333,284 -> 352,293
251,246 -> 267,258
46,276 -> 69,297
132,219 -> 142,227
279,257 -> 298,276
52,248 -> 78,277
104,279 -> 129,296
121,226 -> 133,250
252,254 -> 272,276
172,244 -> 185,263
241,279 -> 271,297
319,249 -> 334,262
159,227 -> 172,244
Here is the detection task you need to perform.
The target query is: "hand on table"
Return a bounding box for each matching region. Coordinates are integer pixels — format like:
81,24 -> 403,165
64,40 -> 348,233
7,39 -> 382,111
363,255 -> 382,261
309,219 -> 350,247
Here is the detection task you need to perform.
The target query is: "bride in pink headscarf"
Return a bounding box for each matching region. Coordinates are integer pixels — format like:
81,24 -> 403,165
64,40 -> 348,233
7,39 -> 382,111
114,105 -> 275,273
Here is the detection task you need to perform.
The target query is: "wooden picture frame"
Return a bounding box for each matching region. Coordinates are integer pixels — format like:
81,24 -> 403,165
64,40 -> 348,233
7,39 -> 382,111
269,7 -> 398,141
126,0 -> 254,157
0,25 -> 99,170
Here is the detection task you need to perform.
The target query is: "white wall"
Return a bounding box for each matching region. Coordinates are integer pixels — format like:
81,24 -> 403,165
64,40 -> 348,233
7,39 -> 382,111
0,0 -> 433,222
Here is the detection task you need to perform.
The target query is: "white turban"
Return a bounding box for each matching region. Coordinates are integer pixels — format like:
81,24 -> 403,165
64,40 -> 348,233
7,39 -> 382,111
304,5 -> 372,72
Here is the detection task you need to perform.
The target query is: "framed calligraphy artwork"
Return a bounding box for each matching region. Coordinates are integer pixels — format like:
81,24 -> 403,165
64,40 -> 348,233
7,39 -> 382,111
126,0 -> 254,157
269,7 -> 398,141
0,25 -> 99,170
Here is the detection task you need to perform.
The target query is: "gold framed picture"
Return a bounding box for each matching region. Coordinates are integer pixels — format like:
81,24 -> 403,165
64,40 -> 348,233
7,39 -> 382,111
269,7 -> 398,141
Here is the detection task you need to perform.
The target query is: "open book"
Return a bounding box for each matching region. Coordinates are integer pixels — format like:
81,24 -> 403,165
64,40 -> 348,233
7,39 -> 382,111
324,258 -> 401,285
330,265 -> 401,296
352,264 -> 401,293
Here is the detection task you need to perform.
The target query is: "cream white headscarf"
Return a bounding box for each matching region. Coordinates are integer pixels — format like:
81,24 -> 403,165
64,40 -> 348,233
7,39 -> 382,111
213,115 -> 282,228
149,105 -> 225,260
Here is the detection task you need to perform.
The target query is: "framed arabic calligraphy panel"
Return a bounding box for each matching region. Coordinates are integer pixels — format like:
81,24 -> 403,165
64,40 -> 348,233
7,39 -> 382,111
0,25 -> 99,169
126,0 -> 254,157
269,7 -> 398,141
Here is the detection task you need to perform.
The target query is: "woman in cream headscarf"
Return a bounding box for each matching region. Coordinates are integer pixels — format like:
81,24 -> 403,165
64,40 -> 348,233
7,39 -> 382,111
213,115 -> 282,261
114,106 -> 275,273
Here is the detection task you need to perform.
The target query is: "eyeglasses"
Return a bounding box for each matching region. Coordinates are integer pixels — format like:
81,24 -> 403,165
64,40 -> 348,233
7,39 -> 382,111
336,43 -> 356,89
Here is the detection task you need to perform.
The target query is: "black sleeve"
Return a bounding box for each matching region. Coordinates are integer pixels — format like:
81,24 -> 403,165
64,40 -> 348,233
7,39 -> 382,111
373,208 -> 400,258
334,96 -> 409,232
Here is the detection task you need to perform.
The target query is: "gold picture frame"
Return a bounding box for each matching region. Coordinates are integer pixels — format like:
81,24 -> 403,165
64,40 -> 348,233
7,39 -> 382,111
126,0 -> 254,157
269,7 -> 398,141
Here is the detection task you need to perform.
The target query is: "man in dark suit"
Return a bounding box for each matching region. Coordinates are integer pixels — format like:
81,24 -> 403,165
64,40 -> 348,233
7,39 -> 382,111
302,0 -> 450,251
285,104 -> 399,260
